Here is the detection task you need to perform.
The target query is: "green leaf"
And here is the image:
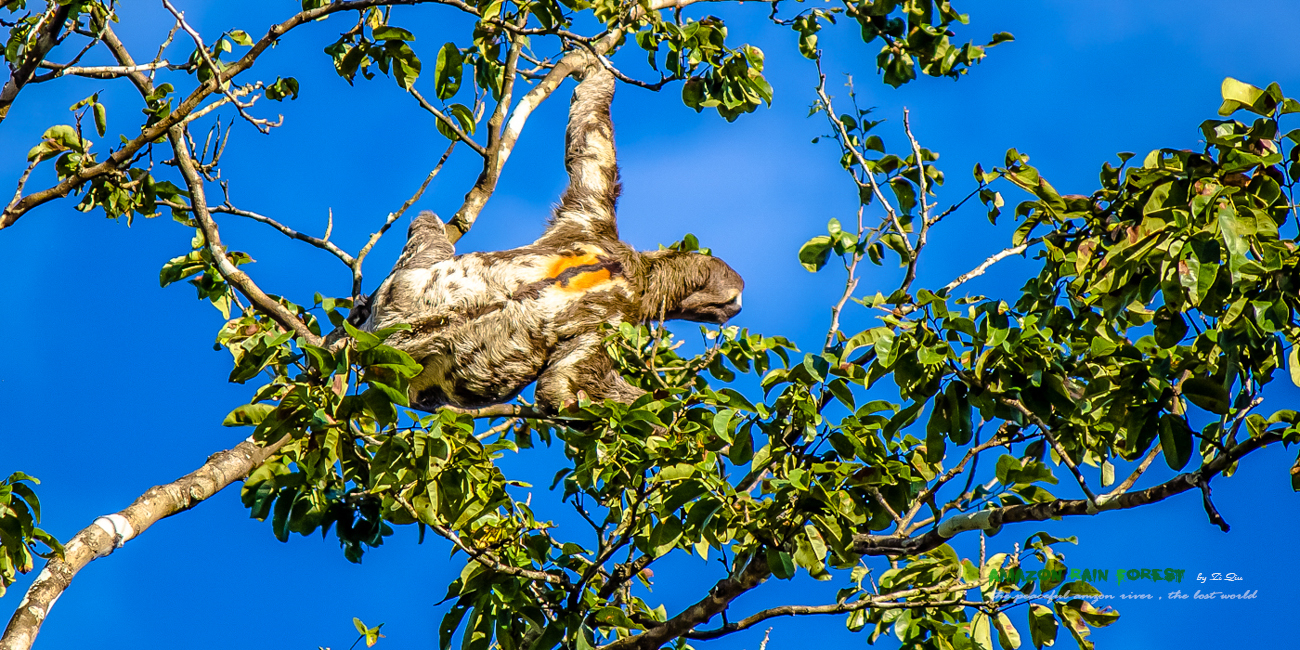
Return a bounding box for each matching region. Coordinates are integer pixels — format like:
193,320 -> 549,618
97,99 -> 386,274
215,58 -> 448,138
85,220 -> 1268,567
591,606 -> 640,630
1158,414 -> 1193,471
1218,77 -> 1276,116
1289,346 -> 1300,388
1027,604 -> 1057,650
265,76 -> 300,101
1182,377 -> 1231,415
223,403 -> 275,427
994,612 -> 1022,650
766,546 -> 795,579
648,516 -> 683,557
447,103 -> 476,135
345,320 -> 382,351
373,25 -> 416,41
92,103 -> 107,137
434,43 -> 463,100
798,235 -> 832,272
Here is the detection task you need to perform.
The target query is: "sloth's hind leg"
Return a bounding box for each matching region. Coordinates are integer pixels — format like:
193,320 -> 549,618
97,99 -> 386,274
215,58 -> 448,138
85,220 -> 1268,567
535,333 -> 645,412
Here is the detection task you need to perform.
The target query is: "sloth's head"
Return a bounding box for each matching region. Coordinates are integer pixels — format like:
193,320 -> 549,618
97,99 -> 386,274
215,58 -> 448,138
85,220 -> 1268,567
646,252 -> 744,324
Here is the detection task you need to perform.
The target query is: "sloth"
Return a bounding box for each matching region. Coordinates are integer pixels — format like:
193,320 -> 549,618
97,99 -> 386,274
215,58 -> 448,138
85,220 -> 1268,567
353,63 -> 744,413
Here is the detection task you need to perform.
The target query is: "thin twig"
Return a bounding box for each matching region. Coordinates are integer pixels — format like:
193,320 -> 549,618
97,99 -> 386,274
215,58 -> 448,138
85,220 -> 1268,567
824,203 -> 865,350
475,418 -> 519,440
900,432 -> 1005,533
686,579 -> 984,641
813,62 -> 912,261
899,108 -> 928,295
40,60 -> 181,78
353,140 -> 457,297
213,200 -> 355,267
410,87 -> 487,156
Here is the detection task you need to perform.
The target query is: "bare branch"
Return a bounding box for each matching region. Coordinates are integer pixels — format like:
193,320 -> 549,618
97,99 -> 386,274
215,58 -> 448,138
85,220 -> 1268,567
1197,478 -> 1230,532
1098,442 -> 1161,504
475,418 -> 520,441
938,238 -> 1042,297
900,432 -> 1005,533
210,200 -> 356,268
93,15 -> 158,96
40,60 -> 182,79
899,108 -> 928,295
813,64 -> 911,262
353,140 -> 457,297
0,434 -> 290,650
824,204 -> 864,349
964,379 -> 1100,509
444,403 -> 546,420
5,162 -> 37,215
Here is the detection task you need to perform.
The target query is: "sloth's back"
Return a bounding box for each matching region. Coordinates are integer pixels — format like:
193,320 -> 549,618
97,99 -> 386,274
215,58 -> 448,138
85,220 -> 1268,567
386,242 -> 636,409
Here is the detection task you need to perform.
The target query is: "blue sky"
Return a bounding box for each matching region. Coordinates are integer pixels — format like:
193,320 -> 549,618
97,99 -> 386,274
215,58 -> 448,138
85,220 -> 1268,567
2,1 -> 1300,648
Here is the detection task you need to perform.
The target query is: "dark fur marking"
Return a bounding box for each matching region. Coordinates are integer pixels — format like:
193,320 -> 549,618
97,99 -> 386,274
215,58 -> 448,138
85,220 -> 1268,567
553,257 -> 624,287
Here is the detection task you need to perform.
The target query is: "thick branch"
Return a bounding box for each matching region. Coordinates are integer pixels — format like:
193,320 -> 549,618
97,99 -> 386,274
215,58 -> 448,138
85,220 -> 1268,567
600,554 -> 770,650
0,435 -> 290,650
852,431 -> 1282,557
0,4 -> 72,125
445,49 -> 591,242
94,16 -> 157,96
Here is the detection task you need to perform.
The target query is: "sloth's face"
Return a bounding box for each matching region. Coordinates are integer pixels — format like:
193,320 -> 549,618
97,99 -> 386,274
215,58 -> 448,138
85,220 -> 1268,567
667,257 -> 745,324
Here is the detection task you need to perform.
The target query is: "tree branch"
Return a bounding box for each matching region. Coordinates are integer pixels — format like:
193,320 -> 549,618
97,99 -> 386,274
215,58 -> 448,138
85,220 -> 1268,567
0,434 -> 291,650
167,124 -> 323,346
600,553 -> 770,650
0,3 -> 72,125
410,87 -> 487,157
209,200 -> 356,268
853,431 -> 1282,557
2,0 -> 449,231
685,580 -> 979,641
162,0 -> 281,134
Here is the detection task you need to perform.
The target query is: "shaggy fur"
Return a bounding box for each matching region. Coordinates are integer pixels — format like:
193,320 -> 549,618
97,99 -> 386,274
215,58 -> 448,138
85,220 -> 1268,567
356,66 -> 744,412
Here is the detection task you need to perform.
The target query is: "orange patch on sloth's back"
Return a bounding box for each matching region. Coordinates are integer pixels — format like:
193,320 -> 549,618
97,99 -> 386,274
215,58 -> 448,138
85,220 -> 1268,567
562,269 -> 612,291
545,249 -> 601,278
